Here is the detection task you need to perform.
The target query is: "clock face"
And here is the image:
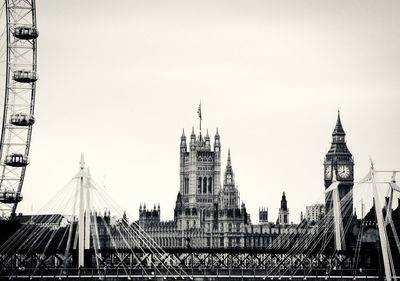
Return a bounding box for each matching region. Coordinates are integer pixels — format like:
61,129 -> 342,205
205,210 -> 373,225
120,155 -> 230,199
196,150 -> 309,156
325,165 -> 332,179
337,165 -> 350,179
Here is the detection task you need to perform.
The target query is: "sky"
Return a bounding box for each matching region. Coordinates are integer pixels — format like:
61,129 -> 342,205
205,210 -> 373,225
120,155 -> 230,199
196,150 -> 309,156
13,0 -> 400,223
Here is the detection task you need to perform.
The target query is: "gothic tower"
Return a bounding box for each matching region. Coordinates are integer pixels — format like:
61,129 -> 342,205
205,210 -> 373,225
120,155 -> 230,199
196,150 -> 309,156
278,192 -> 289,225
324,111 -> 354,229
178,127 -> 221,229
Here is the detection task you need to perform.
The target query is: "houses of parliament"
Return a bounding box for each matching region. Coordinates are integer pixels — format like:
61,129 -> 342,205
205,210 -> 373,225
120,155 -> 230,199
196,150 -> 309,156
137,111 -> 354,249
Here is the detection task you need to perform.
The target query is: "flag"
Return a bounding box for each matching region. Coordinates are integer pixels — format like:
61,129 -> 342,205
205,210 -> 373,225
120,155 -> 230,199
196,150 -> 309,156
197,103 -> 202,120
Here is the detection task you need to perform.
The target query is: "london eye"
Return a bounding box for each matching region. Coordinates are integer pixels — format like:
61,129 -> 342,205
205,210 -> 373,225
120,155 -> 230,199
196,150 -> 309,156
0,0 -> 38,219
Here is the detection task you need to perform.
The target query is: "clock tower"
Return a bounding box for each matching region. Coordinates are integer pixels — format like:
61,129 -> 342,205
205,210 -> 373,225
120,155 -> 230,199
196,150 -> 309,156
324,111 -> 354,233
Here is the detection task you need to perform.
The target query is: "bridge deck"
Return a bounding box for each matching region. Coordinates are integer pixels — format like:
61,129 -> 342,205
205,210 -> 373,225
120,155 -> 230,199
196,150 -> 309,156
1,268 -> 382,280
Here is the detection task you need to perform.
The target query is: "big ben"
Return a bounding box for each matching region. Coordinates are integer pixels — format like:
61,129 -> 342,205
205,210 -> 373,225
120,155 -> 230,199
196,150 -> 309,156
324,111 -> 354,246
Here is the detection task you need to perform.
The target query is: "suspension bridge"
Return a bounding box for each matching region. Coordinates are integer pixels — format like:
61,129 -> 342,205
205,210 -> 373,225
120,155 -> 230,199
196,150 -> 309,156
0,154 -> 398,280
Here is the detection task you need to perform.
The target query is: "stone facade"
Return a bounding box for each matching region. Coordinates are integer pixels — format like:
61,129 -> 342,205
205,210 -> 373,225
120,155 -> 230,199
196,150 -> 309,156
305,204 -> 324,222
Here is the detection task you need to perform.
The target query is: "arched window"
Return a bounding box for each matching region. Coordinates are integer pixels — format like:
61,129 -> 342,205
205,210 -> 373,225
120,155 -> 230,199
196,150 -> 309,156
198,177 -> 202,194
208,177 -> 212,193
203,177 -> 207,193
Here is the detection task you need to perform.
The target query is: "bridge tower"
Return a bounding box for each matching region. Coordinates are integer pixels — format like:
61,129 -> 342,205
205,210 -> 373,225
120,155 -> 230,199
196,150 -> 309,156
75,153 -> 92,267
324,111 -> 354,249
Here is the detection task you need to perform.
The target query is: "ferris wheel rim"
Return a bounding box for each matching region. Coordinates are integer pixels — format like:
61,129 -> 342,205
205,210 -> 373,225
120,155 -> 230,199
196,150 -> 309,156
0,0 -> 38,220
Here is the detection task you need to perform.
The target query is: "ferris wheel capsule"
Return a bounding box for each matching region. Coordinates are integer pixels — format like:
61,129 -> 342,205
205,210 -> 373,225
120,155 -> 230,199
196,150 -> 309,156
0,191 -> 23,204
13,26 -> 39,40
10,113 -> 35,126
5,154 -> 30,167
13,70 -> 38,83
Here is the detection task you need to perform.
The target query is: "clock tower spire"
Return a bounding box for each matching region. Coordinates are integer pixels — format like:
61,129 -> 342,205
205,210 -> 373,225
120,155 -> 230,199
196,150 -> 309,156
324,110 -> 353,182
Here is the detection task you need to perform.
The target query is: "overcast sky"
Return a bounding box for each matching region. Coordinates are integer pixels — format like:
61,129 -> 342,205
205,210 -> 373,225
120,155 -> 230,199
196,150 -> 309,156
15,0 -> 400,223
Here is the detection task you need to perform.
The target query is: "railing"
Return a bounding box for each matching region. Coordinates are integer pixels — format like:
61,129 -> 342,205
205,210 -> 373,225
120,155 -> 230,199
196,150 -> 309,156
1,267 -> 383,280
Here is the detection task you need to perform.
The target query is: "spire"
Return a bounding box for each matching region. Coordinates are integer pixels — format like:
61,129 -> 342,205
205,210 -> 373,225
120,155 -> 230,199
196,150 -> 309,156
215,127 -> 220,139
180,129 -> 187,150
223,149 -> 234,187
325,110 -> 352,158
280,192 -> 288,211
191,127 -> 195,138
332,110 -> 345,136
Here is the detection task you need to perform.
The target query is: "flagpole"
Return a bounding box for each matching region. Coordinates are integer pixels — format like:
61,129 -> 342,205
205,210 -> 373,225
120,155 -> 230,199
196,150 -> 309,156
199,112 -> 201,134
198,102 -> 202,134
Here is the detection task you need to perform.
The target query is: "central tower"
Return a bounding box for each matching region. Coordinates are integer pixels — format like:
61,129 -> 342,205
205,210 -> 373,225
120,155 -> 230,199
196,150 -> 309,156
180,128 -> 221,209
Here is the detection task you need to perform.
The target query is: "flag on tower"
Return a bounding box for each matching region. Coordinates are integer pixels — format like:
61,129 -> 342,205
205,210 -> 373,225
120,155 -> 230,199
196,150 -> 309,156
197,103 -> 202,120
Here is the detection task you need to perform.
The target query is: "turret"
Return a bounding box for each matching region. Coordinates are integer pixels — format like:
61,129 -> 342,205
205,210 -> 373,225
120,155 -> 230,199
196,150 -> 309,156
190,127 -> 196,151
205,130 -> 211,149
214,128 -> 220,152
259,207 -> 269,224
180,129 -> 187,152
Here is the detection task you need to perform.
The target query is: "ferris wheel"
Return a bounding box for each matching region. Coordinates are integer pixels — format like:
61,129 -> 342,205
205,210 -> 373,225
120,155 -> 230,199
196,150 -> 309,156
0,0 -> 38,219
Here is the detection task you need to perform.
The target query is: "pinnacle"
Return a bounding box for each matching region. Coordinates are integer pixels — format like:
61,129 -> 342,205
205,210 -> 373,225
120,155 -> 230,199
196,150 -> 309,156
215,127 -> 220,141
332,111 -> 345,136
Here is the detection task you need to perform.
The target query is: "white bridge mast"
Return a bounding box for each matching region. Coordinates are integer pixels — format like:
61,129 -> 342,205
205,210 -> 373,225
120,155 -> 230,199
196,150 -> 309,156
78,153 -> 85,267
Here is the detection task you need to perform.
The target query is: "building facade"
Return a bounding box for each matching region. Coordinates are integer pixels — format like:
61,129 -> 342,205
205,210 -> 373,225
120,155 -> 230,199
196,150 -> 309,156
305,204 -> 324,222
